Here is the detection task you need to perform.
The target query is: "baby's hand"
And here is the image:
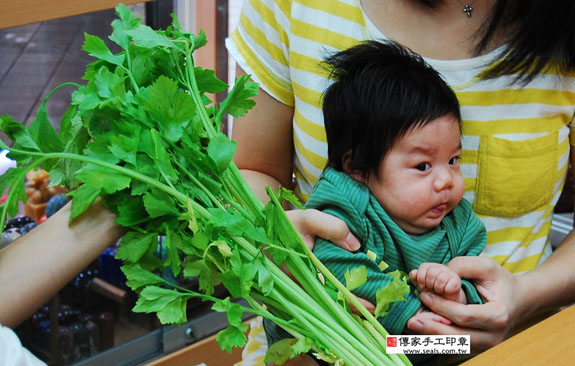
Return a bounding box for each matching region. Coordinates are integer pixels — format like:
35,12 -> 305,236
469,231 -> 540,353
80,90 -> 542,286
409,263 -> 466,303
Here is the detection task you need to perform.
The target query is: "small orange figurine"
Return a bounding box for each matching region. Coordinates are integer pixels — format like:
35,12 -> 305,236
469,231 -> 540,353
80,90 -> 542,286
24,168 -> 66,223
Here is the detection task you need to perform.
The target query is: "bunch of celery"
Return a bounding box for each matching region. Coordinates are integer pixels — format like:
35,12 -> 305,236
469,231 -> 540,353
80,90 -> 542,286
0,5 -> 411,365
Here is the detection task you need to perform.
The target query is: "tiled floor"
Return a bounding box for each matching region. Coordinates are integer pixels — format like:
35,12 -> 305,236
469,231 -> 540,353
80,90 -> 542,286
0,6 -> 144,136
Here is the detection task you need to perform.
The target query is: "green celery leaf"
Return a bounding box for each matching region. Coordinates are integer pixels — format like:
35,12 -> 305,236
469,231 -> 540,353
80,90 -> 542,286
148,129 -> 179,182
131,51 -> 155,86
76,163 -> 131,194
253,258 -> 274,296
108,125 -> 140,166
122,263 -> 165,291
168,17 -> 207,53
71,84 -> 102,111
207,209 -> 267,243
216,324 -> 248,354
143,75 -> 196,143
195,67 -> 228,93
29,102 -> 64,155
130,153 -> 159,196
157,297 -> 188,324
85,137 -> 121,165
115,195 -> 149,226
217,74 -> 258,118
192,261 -> 218,296
132,286 -> 189,324
94,67 -> 127,104
200,272 -> 218,296
68,184 -> 102,221
344,266 -> 367,291
82,33 -> 125,66
224,298 -> 245,328
262,201 -> 300,265
207,133 -> 236,174
197,171 -> 222,195
220,271 -> 242,298
214,240 -> 233,257
58,104 -> 80,147
134,285 -> 181,308
0,167 -> 28,223
374,270 -> 410,318
176,232 -> 197,256
229,248 -> 242,276
143,190 -> 180,218
279,187 -> 304,210
183,259 -> 208,278
126,24 -> 176,50
291,337 -> 314,358
239,262 -> 255,297
211,296 -> 233,313
138,235 -> 167,271
190,230 -> 209,251
0,115 -> 41,153
181,181 -> 211,207
51,112 -> 88,189
165,231 -> 182,277
110,4 -> 140,49
265,338 -> 299,365
116,231 -> 158,263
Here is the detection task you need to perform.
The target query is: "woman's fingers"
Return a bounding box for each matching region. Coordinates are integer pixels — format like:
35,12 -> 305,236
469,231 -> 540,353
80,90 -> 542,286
446,256 -> 502,281
286,209 -> 360,251
406,312 -> 505,352
419,291 -> 511,332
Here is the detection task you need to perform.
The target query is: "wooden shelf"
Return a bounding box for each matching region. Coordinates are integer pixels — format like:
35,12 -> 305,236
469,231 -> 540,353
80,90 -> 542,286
0,0 -> 150,29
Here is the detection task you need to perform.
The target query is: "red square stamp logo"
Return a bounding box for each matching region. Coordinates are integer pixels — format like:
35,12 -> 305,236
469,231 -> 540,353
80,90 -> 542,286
387,337 -> 397,348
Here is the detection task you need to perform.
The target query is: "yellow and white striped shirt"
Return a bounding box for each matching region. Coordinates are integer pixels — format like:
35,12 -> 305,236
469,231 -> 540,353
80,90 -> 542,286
227,0 -> 575,275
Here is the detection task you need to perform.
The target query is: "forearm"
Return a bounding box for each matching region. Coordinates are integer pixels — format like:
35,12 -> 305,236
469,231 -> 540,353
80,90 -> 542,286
515,231 -> 575,322
0,200 -> 122,327
239,169 -> 283,204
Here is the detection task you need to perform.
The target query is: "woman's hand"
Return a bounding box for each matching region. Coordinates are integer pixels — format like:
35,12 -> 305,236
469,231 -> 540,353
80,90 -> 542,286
406,256 -> 518,352
286,209 -> 360,251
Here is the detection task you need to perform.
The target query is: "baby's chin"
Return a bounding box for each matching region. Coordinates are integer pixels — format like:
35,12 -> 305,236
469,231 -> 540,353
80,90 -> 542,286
404,218 -> 445,236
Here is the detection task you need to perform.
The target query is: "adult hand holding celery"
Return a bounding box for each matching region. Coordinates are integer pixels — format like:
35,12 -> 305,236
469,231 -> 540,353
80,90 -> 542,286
0,5 -> 410,365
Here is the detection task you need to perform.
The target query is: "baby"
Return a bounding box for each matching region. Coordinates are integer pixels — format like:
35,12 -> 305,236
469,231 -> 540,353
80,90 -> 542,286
306,40 -> 486,336
264,40 -> 486,365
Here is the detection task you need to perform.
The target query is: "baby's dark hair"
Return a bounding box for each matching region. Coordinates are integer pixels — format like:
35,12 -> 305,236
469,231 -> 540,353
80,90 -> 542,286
322,40 -> 461,179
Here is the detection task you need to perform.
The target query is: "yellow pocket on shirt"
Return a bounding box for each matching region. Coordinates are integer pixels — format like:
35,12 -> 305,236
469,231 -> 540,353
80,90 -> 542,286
474,132 -> 558,218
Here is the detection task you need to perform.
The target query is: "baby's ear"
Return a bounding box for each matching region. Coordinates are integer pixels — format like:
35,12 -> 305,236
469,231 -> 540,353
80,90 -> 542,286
342,150 -> 366,183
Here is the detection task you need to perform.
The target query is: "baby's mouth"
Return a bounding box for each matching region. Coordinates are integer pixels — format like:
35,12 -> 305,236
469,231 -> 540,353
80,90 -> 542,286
430,203 -> 448,216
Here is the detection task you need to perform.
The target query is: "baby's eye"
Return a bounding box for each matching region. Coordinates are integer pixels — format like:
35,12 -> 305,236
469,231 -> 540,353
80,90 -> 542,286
449,156 -> 460,165
415,163 -> 431,171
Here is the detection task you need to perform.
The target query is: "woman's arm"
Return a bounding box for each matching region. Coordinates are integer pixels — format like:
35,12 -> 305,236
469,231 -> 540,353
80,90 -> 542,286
232,66 -> 359,251
0,200 -> 122,327
232,66 -> 295,202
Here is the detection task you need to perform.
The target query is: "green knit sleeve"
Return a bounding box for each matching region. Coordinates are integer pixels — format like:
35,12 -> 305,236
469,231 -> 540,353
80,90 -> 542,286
461,279 -> 483,304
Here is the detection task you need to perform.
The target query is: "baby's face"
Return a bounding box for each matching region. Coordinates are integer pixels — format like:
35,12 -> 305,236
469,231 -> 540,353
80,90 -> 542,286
365,115 -> 464,235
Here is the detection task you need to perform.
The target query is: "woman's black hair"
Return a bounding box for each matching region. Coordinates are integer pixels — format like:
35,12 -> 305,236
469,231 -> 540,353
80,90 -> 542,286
417,0 -> 575,83
322,40 -> 461,179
